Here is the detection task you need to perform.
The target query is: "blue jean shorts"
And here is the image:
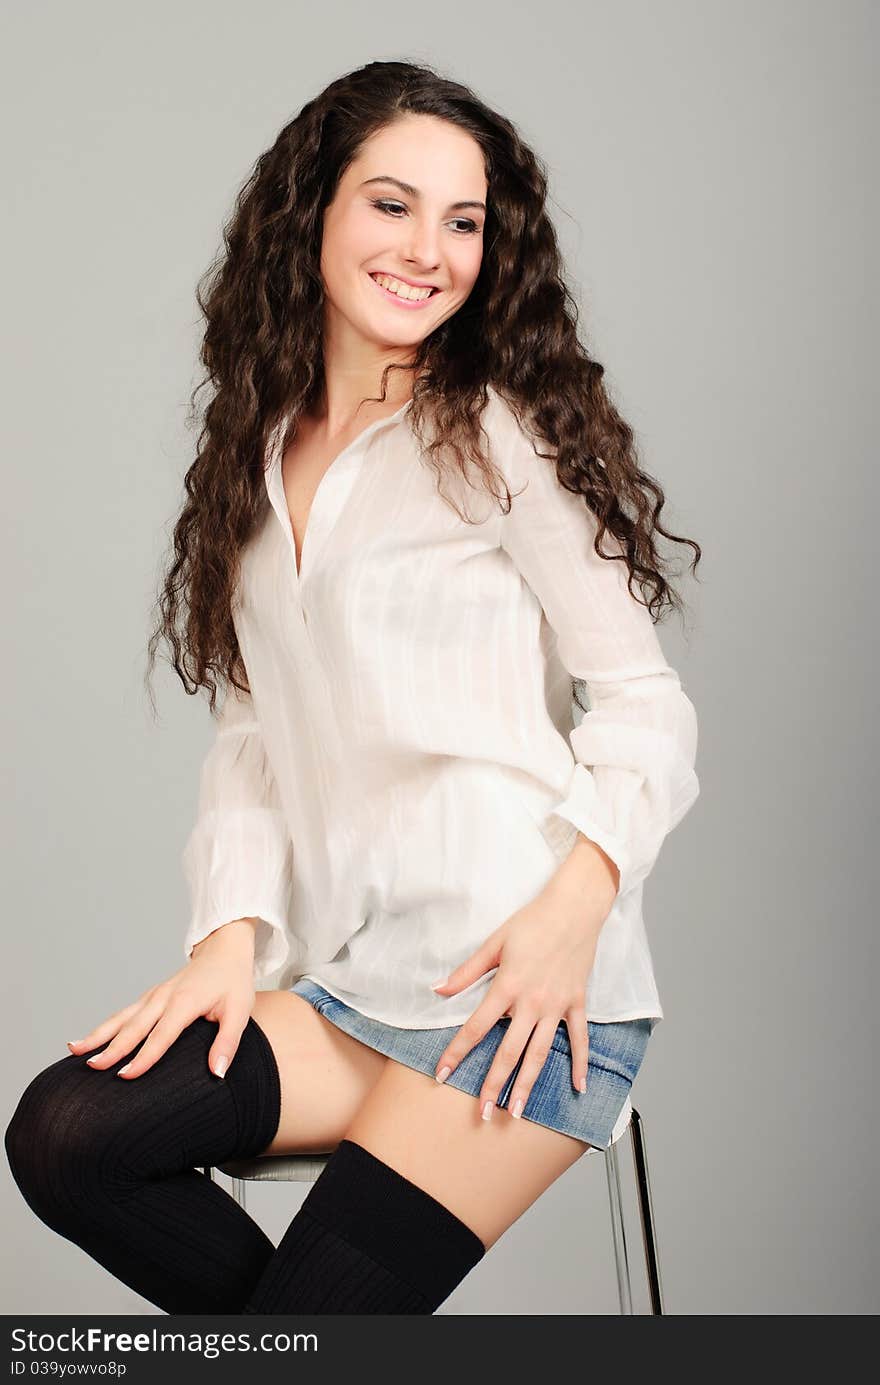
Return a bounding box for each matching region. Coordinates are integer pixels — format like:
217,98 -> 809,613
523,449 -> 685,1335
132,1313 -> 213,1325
289,976 -> 655,1151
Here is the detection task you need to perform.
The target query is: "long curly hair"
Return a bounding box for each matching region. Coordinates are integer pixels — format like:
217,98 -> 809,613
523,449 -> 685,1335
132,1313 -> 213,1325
145,58 -> 701,716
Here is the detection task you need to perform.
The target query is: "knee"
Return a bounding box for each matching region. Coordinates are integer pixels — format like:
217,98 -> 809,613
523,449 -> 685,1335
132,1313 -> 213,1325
5,1054 -> 117,1223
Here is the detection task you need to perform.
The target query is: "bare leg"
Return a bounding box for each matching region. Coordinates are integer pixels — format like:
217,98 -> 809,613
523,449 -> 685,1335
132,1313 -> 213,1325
237,1053 -> 591,1313
250,990 -> 389,1155
342,1058 -> 590,1251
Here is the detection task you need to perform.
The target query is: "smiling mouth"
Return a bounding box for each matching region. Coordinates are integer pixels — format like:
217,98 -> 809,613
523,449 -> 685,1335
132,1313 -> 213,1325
368,271 -> 441,304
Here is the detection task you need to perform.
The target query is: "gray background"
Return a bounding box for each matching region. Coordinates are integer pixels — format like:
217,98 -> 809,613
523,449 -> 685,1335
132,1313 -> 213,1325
3,0 -> 877,1315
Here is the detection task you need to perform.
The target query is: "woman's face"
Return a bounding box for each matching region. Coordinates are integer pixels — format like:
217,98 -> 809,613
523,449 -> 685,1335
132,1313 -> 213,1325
319,114 -> 487,356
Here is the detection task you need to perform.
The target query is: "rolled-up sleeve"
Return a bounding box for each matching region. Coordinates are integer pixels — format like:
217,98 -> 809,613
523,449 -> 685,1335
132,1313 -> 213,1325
182,681 -> 293,978
498,408 -> 700,899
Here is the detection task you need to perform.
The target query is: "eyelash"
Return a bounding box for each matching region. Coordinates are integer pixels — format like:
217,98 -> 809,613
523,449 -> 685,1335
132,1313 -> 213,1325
369,198 -> 482,236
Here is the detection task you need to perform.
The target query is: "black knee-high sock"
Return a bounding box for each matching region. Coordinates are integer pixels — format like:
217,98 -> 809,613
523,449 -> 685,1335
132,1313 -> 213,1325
243,1138 -> 486,1315
4,1016 -> 282,1314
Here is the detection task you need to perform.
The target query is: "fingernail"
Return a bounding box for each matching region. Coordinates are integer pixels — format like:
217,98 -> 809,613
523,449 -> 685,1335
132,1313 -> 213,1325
430,978 -> 447,991
511,1098 -> 523,1119
67,1039 -> 83,1048
481,1100 -> 494,1122
86,1056 -> 100,1066
213,1056 -> 228,1079
118,1063 -> 131,1075
436,1065 -> 451,1084
579,1077 -> 587,1093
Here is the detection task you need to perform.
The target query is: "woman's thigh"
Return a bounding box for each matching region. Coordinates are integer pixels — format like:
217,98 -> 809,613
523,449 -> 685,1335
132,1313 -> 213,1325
340,1058 -> 590,1252
251,990 -> 390,1158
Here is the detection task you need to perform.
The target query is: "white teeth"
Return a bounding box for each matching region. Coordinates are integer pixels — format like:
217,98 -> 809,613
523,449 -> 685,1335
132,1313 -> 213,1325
371,272 -> 435,301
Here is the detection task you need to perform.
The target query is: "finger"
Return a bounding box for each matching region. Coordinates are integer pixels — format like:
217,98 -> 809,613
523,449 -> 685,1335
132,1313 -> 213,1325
505,1017 -> 559,1121
476,1012 -> 540,1122
67,998 -> 146,1054
204,1001 -> 255,1080
84,994 -> 169,1072
432,933 -> 502,997
567,1008 -> 590,1094
433,987 -> 511,1083
114,999 -> 203,1080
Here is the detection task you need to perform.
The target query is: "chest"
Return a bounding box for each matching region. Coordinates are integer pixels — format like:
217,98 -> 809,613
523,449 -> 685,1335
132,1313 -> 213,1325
253,419 -> 509,623
279,429 -> 351,576
240,465 -> 532,719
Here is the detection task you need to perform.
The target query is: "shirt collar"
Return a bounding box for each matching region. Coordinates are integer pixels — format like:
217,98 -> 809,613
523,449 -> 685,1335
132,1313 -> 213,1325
263,398 -> 412,498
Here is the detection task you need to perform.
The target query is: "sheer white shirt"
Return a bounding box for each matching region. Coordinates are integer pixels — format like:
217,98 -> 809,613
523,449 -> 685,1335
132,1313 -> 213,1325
182,385 -> 700,1027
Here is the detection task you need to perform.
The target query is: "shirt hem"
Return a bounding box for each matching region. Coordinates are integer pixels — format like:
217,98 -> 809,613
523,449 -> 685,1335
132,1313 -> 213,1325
295,973 -> 663,1030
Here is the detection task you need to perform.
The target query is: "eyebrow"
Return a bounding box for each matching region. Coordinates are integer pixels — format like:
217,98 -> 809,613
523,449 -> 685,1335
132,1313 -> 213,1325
360,175 -> 486,214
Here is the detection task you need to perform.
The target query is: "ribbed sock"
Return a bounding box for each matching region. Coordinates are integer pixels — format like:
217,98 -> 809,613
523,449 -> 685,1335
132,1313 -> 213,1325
4,1016 -> 282,1314
242,1138 -> 486,1314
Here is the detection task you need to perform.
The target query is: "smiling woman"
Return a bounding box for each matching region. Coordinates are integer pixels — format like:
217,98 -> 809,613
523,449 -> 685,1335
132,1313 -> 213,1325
316,115 -> 489,357
5,57 -> 701,1317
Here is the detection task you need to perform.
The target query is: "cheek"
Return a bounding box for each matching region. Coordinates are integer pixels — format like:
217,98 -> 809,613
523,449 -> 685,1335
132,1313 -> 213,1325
345,205 -> 388,260
322,209 -> 379,278
451,242 -> 484,293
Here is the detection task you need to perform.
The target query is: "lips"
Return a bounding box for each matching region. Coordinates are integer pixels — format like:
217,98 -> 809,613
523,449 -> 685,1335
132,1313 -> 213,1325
369,272 -> 440,296
367,271 -> 442,310
371,271 -> 440,293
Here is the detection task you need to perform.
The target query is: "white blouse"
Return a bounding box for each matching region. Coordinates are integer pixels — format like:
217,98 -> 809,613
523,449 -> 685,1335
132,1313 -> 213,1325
182,385 -> 700,1028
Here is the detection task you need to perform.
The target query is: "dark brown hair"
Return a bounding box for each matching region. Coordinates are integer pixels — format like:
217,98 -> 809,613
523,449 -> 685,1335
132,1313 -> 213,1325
145,58 -> 701,714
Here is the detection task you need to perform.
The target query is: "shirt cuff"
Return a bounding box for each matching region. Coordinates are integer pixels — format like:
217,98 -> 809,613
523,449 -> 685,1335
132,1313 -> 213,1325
546,763 -> 633,897
183,909 -> 291,981
182,807 -> 293,980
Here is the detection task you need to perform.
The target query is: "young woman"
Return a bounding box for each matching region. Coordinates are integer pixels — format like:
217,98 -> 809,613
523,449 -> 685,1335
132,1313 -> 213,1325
5,59 -> 701,1316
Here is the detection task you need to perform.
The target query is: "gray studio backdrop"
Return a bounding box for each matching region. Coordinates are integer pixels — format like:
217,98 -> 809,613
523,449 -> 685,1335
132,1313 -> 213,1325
3,0 -> 877,1315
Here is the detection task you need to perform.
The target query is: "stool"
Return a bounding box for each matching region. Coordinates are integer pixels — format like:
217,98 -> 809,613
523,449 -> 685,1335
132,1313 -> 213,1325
204,1095 -> 664,1314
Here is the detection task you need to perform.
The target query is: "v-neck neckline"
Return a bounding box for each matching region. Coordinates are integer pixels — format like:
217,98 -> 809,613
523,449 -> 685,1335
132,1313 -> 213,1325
265,397 -> 412,588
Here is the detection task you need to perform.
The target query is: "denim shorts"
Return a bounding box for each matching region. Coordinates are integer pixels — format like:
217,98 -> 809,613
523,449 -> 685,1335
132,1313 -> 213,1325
289,976 -> 655,1151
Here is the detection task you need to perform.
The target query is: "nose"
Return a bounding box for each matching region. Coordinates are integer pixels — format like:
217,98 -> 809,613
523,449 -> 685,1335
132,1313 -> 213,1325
402,218 -> 442,274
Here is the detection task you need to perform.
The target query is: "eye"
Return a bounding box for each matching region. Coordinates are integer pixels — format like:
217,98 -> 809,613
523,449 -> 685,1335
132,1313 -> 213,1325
371,198 -> 408,219
369,199 -> 482,236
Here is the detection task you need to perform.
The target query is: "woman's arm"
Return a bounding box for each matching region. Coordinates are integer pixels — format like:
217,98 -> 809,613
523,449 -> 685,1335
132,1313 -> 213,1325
182,682 -> 294,979
498,406 -> 700,906
189,916 -> 259,959
549,831 -> 620,915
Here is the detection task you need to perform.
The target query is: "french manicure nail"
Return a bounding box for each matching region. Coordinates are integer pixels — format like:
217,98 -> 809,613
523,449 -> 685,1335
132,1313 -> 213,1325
68,1040 -> 83,1047
118,1063 -> 131,1075
511,1098 -> 523,1119
481,1100 -> 494,1122
430,979 -> 447,991
86,1057 -> 100,1066
579,1077 -> 587,1093
436,1065 -> 451,1084
213,1057 -> 228,1079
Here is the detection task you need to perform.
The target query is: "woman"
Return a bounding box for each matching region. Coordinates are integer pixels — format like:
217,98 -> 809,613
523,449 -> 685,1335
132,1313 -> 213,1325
5,59 -> 701,1315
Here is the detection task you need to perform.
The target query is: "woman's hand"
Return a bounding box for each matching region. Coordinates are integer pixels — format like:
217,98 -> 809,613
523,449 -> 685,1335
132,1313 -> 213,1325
430,836 -> 618,1122
65,919 -> 260,1081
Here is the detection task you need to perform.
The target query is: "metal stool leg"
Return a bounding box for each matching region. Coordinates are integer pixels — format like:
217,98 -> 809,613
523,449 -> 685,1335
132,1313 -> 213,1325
202,1166 -> 247,1211
628,1108 -> 664,1315
604,1137 -> 634,1315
